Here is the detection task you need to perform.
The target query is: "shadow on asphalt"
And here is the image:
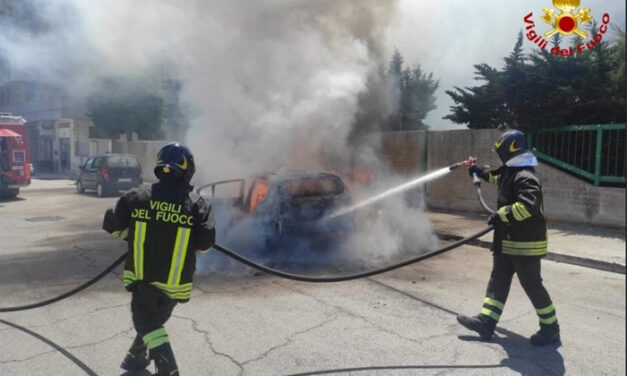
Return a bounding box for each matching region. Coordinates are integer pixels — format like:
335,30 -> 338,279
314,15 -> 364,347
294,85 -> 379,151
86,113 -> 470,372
120,370 -> 152,376
0,196 -> 25,202
458,327 -> 565,376
366,279 -> 565,376
284,363 -> 504,375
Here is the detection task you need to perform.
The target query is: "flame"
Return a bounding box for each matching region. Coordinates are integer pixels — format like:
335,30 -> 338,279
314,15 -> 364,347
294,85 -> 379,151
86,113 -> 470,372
350,168 -> 374,185
337,166 -> 374,195
249,178 -> 269,212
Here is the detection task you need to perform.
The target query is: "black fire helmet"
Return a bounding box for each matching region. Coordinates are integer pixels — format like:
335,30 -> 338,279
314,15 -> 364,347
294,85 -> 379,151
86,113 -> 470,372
494,129 -> 529,164
154,142 -> 196,183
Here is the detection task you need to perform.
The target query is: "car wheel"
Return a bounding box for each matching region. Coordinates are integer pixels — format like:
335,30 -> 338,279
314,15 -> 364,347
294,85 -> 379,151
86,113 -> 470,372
96,183 -> 106,197
76,180 -> 85,193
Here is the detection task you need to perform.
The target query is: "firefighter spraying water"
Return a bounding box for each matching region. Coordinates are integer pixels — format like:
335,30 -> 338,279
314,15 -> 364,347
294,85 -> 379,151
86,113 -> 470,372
456,129 -> 560,347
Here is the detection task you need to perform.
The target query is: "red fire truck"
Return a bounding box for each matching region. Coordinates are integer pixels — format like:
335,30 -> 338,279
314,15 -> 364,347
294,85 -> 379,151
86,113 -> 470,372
0,113 -> 31,198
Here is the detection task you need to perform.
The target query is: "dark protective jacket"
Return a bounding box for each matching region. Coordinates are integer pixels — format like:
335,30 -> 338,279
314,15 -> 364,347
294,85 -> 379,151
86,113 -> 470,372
477,166 -> 547,256
103,181 -> 216,302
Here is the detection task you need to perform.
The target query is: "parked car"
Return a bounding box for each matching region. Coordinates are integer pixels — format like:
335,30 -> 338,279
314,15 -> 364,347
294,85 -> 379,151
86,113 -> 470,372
197,170 -> 355,251
77,154 -> 143,197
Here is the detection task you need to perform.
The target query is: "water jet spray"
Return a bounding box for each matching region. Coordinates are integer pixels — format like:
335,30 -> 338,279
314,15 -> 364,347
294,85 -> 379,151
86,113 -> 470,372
327,157 -> 477,219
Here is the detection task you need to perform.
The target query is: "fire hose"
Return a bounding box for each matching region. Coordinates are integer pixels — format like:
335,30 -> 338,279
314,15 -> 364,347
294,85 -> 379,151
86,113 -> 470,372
212,226 -> 492,283
472,173 -> 495,214
1,158 -> 492,312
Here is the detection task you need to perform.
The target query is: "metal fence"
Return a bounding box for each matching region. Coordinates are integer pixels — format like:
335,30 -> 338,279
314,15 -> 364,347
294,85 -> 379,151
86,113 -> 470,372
528,124 -> 625,186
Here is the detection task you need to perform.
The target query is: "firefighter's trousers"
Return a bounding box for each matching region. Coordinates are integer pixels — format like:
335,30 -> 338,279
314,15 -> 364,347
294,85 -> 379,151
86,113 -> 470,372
480,253 -> 558,326
131,281 -> 177,336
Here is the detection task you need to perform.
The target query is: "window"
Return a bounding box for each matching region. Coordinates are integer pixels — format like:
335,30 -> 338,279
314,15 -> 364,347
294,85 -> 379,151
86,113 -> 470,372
12,149 -> 26,163
105,155 -> 139,168
84,157 -> 95,169
93,157 -> 104,168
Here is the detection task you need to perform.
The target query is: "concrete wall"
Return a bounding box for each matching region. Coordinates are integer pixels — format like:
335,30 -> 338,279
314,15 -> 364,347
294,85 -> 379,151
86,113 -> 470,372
535,162 -> 626,227
380,129 -> 625,228
380,131 -> 428,174
70,120 -> 97,172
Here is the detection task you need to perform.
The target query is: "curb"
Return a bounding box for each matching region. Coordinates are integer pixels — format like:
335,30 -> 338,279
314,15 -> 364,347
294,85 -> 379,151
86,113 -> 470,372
436,232 -> 626,275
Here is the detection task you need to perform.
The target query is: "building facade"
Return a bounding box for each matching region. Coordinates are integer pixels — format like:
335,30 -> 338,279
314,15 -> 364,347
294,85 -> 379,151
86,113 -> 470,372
0,80 -> 96,173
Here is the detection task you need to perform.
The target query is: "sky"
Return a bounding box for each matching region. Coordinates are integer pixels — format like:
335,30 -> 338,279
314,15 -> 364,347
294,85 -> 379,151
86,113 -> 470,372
387,0 -> 626,129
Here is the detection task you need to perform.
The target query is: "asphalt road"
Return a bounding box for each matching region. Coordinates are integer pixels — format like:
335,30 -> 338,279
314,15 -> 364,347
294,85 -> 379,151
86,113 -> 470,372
0,180 -> 624,376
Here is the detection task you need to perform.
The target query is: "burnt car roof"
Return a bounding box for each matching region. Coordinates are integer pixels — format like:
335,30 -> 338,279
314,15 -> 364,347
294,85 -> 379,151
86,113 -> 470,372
254,169 -> 342,181
196,170 -> 346,199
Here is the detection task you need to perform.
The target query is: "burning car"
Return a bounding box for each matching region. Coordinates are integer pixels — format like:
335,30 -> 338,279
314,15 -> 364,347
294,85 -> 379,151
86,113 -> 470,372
197,170 -> 355,251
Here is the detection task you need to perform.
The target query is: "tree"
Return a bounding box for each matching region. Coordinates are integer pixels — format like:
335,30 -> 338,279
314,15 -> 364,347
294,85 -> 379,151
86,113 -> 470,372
384,49 -> 439,131
349,50 -> 439,144
444,63 -> 507,129
445,29 -> 626,130
87,77 -> 165,140
608,27 -> 625,108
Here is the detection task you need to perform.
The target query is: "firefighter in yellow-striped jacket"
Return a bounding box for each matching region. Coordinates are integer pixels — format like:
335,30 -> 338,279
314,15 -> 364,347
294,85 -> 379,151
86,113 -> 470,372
103,143 -> 216,375
457,129 -> 560,346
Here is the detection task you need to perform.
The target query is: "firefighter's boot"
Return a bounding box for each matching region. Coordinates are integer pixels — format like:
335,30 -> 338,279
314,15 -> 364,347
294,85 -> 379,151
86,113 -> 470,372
121,335 -> 150,371
530,322 -> 561,346
150,342 -> 179,376
457,314 -> 496,341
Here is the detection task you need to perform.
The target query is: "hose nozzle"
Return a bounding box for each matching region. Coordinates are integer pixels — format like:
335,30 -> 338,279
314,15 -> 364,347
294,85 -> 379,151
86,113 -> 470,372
449,156 -> 477,171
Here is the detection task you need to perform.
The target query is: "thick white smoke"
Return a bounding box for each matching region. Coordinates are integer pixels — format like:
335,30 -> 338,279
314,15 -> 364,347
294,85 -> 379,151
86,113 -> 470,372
172,1 -> 399,180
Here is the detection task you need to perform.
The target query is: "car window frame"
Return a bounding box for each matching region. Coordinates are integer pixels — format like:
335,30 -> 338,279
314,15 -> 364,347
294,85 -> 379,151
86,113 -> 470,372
247,177 -> 270,213
105,155 -> 140,169
84,157 -> 95,170
279,176 -> 344,198
93,156 -> 105,169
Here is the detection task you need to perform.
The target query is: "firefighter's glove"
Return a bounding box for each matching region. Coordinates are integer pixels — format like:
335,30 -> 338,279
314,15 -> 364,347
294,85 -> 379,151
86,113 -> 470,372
468,165 -> 483,179
487,213 -> 499,226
